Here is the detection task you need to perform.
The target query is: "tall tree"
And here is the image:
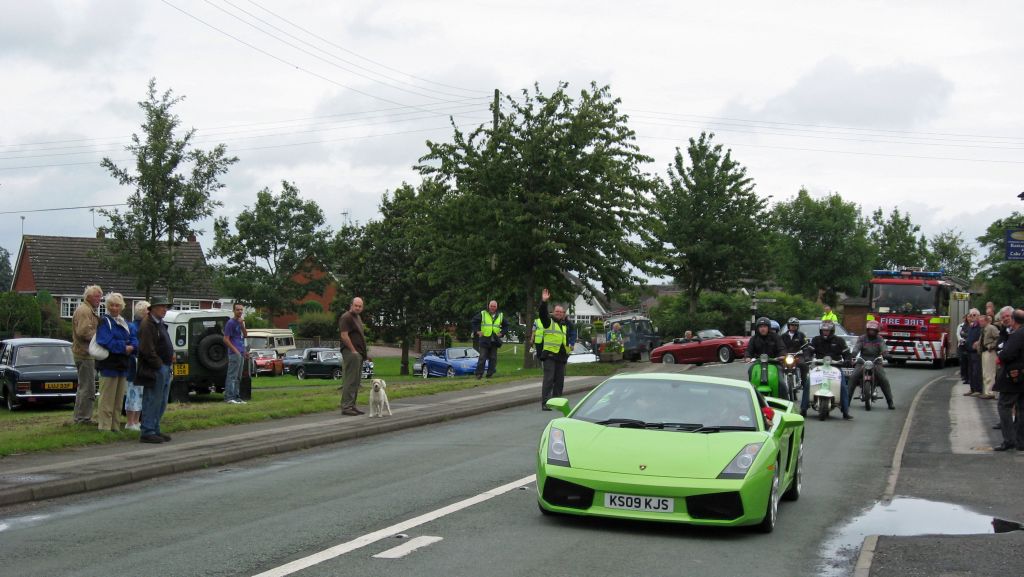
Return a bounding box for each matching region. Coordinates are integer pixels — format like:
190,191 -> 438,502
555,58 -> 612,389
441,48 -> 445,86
99,79 -> 237,299
212,181 -> 329,322
648,132 -> 769,314
329,182 -> 446,374
975,212 -> 1024,307
925,229 -> 976,280
417,82 -> 657,367
0,246 -> 12,291
771,189 -> 873,304
869,207 -> 928,270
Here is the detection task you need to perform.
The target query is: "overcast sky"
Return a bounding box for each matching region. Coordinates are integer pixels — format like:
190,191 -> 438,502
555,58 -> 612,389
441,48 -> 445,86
2,0 -> 1020,274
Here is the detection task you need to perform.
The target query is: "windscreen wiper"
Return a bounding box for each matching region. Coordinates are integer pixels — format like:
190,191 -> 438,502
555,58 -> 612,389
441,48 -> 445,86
595,418 -> 649,428
688,425 -> 758,434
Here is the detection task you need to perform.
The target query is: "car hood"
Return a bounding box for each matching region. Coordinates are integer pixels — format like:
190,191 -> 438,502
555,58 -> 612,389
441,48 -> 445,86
557,419 -> 767,480
11,366 -> 78,380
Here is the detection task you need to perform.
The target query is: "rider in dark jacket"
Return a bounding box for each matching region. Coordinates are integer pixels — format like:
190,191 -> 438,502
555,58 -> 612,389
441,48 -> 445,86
809,321 -> 853,420
781,317 -> 810,408
848,321 -> 894,409
745,317 -> 787,397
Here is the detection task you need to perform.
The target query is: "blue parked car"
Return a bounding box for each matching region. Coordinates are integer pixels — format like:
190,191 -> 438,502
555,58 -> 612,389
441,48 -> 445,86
420,347 -> 479,378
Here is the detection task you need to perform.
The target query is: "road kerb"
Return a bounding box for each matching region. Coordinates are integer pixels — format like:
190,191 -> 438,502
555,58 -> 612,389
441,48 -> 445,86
853,534 -> 878,577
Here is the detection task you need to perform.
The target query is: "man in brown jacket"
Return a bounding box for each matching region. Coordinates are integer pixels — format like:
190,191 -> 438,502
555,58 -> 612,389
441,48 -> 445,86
338,297 -> 367,416
70,285 -> 103,425
979,314 -> 1000,399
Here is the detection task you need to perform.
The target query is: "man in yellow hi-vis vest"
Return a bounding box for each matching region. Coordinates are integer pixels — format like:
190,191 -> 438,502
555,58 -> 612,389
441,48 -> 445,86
538,288 -> 574,410
472,300 -> 509,379
821,304 -> 839,322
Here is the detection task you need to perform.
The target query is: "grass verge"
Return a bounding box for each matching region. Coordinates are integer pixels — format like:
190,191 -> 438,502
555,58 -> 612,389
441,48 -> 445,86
0,361 -> 620,457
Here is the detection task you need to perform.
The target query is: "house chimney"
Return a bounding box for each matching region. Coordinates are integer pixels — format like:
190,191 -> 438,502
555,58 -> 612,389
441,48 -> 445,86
187,233 -> 197,243
96,229 -> 105,239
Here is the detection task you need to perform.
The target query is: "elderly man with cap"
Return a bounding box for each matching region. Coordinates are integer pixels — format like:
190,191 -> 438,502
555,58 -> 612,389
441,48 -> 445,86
135,296 -> 174,444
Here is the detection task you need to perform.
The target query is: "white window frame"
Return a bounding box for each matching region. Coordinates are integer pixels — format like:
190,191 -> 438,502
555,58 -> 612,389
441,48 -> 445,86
174,299 -> 201,311
60,297 -> 106,318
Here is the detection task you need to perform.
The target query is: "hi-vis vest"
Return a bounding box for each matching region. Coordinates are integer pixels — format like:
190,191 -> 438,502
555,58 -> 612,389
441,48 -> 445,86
542,321 -> 568,354
533,319 -> 544,345
821,311 -> 838,322
480,311 -> 504,338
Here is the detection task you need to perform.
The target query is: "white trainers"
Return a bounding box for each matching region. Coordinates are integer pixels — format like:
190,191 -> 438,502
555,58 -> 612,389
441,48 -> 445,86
125,423 -> 141,431
226,399 -> 241,404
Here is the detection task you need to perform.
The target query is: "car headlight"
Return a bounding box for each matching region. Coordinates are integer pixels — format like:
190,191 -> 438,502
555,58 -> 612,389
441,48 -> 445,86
546,427 -> 570,466
718,442 -> 764,479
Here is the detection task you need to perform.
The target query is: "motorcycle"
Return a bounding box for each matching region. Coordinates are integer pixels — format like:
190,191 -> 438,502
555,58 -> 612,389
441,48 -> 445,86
808,357 -> 844,421
749,354 -> 786,399
854,355 -> 885,411
781,351 -> 805,403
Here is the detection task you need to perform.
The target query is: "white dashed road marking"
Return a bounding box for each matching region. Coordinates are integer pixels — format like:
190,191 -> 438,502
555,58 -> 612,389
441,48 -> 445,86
251,475 -> 535,577
373,536 -> 444,559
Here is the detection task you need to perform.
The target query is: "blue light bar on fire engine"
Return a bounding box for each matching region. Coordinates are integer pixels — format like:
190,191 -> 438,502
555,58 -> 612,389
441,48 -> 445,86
872,269 -> 944,278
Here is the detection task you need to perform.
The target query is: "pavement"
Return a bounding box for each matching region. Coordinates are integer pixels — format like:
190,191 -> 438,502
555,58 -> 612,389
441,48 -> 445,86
863,374 -> 1024,577
0,368 -> 656,508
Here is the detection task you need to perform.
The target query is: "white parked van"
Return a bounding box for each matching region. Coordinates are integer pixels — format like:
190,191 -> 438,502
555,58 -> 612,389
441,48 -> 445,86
245,328 -> 296,358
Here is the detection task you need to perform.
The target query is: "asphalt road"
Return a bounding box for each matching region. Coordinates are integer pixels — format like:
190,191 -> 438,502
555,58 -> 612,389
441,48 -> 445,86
0,362 -> 947,577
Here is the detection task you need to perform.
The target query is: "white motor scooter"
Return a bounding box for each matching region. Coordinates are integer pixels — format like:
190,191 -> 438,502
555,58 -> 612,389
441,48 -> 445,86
809,357 -> 843,421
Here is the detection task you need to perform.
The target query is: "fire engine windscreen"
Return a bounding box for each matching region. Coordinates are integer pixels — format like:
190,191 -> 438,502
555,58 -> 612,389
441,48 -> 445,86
871,284 -> 946,315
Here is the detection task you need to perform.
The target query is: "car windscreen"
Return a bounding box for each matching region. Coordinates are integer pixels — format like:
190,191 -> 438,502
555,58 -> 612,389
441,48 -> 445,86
318,351 -> 340,361
697,329 -> 724,339
572,378 -> 758,430
15,345 -> 74,367
446,348 -> 480,359
252,350 -> 276,359
246,337 -> 270,349
285,350 -> 304,359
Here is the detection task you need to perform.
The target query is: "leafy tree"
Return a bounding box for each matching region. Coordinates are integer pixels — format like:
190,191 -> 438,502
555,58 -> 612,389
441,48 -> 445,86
0,293 -> 41,337
99,79 -> 237,299
649,291 -> 749,338
869,207 -> 928,270
328,182 -> 447,374
0,246 -> 12,291
35,290 -> 64,338
243,312 -> 271,329
750,291 -> 823,325
417,82 -> 657,368
925,229 -> 976,280
648,132 -> 769,314
975,213 -> 1024,307
771,189 -> 873,304
212,181 -> 329,322
295,312 -> 337,339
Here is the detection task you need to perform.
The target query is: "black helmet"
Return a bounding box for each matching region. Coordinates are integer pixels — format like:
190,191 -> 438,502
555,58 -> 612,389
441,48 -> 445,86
787,317 -> 800,328
820,321 -> 835,336
756,317 -> 771,328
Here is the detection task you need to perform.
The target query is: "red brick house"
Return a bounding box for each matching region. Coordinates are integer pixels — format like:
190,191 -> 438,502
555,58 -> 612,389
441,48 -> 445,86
272,261 -> 338,329
11,233 -> 227,319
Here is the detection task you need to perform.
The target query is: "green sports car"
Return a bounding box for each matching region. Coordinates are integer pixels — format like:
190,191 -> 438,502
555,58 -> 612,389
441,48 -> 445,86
537,373 -> 805,532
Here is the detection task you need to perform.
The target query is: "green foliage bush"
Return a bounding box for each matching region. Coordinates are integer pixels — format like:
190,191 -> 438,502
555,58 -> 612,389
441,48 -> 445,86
295,312 -> 336,338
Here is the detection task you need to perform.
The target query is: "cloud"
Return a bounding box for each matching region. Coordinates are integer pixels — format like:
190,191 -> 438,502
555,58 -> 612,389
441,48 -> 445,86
726,56 -> 954,129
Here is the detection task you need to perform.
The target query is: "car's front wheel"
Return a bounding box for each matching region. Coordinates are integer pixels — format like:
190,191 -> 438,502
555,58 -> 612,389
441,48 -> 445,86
422,365 -> 429,379
661,353 -> 675,365
332,368 -> 342,380
756,460 -> 781,533
718,346 -> 733,364
296,368 -> 306,380
446,366 -> 456,378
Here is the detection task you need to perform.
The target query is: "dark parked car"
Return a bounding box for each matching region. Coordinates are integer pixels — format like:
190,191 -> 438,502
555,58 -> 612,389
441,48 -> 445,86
420,347 -> 479,378
650,329 -> 750,365
296,348 -> 374,380
282,348 -> 306,375
797,320 -> 859,352
0,338 -> 81,411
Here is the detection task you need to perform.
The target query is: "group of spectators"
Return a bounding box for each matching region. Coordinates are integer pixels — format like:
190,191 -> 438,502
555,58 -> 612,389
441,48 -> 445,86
958,301 -> 1024,451
70,285 -> 176,444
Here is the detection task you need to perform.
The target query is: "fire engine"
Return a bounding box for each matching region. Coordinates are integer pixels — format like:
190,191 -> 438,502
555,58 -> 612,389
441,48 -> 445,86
866,268 -> 971,367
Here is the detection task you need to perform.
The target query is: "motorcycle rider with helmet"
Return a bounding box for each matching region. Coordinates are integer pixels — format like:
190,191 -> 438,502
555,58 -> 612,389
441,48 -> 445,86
809,320 -> 854,420
745,317 -> 788,397
848,320 -> 895,409
781,317 -> 811,414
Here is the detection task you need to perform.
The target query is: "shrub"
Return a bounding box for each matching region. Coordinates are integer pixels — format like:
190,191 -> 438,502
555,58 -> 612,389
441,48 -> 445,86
296,312 -> 337,338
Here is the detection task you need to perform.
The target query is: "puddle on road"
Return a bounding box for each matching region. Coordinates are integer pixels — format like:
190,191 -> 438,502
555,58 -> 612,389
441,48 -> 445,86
819,497 -> 1020,577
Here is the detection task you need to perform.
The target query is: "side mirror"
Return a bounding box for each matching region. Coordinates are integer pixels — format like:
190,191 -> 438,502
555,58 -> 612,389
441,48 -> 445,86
545,397 -> 571,417
779,412 -> 804,428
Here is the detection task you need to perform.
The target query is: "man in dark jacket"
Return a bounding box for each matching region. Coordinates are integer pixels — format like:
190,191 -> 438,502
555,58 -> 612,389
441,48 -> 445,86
136,296 -> 174,444
538,289 -> 573,410
965,309 -> 983,396
472,300 -> 509,379
781,317 -> 810,413
993,309 -> 1024,451
809,321 -> 853,420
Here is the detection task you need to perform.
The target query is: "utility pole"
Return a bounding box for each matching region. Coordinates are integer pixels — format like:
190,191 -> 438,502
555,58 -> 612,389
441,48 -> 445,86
492,88 -> 500,133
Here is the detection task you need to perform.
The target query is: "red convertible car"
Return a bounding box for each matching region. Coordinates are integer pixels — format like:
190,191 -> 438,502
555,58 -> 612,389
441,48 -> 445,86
650,329 -> 749,365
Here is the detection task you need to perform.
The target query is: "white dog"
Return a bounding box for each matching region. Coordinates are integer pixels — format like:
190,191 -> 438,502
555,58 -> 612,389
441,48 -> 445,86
368,378 -> 392,417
